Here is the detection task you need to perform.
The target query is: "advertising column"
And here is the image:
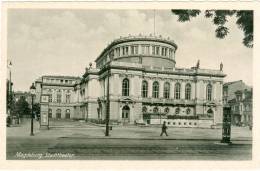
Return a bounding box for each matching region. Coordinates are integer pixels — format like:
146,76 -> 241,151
40,94 -> 49,129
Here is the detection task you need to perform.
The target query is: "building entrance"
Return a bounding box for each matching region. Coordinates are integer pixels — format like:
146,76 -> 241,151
122,105 -> 130,123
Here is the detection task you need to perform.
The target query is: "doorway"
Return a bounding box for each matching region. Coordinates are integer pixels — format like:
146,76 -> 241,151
122,105 -> 130,123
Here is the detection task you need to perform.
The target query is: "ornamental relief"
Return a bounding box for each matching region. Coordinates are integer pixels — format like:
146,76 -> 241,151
119,73 -> 135,78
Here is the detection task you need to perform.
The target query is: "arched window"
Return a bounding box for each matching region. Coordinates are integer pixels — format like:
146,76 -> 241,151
175,107 -> 180,114
164,107 -> 169,114
122,78 -> 129,96
153,107 -> 159,113
57,93 -> 62,103
174,83 -> 181,99
207,108 -> 214,118
206,84 -> 212,101
152,81 -> 159,98
122,105 -> 130,119
141,80 -> 148,98
185,84 -> 191,100
186,108 -> 191,115
56,109 -> 61,119
163,82 -> 170,99
142,106 -> 147,113
65,109 -> 70,119
48,109 -> 52,118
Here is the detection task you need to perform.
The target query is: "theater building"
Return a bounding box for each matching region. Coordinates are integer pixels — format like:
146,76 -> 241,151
35,35 -> 226,128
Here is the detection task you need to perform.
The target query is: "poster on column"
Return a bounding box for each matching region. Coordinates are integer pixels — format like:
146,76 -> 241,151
40,95 -> 49,128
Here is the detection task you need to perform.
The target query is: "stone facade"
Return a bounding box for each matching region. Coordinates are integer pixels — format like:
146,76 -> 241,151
223,80 -> 252,126
35,35 -> 226,128
35,75 -> 81,120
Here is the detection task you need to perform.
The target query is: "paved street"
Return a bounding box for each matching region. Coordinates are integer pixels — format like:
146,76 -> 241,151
6,119 -> 252,160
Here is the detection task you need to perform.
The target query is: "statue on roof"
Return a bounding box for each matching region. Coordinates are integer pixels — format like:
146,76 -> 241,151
196,60 -> 200,69
220,62 -> 223,71
89,62 -> 93,69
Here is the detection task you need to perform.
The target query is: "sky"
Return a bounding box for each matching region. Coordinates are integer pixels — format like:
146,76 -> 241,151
7,9 -> 253,91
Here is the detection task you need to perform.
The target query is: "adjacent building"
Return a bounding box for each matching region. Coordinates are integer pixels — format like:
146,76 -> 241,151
13,91 -> 32,104
35,76 -> 81,119
35,35 -> 226,128
223,80 -> 253,126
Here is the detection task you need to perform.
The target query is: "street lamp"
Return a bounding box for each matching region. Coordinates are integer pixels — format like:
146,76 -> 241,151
105,69 -> 110,136
30,83 -> 36,136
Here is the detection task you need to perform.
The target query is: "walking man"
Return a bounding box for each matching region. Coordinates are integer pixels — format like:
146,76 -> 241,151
160,121 -> 168,136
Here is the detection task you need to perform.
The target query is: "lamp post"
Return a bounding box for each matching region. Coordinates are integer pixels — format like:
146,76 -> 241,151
30,83 -> 36,136
105,68 -> 110,136
7,60 -> 13,117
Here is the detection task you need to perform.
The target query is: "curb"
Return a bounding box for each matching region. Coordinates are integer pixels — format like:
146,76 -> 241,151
58,136 -> 252,141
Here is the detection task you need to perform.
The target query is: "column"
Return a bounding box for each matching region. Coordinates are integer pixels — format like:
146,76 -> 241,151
135,76 -> 141,97
110,74 -> 114,95
118,77 -> 122,96
220,82 -> 223,103
191,82 -> 196,100
196,80 -> 203,100
170,81 -> 175,99
130,76 -> 134,96
159,80 -> 164,98
148,79 -> 153,98
181,81 -> 185,99
213,82 -> 217,101
113,74 -> 120,96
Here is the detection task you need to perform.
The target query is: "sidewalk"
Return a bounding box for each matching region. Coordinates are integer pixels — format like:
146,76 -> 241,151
7,119 -> 252,141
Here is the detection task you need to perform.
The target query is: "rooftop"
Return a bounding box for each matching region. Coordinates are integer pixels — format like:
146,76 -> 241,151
42,75 -> 81,80
223,80 -> 243,86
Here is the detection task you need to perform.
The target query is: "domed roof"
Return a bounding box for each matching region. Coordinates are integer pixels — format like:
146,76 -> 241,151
95,34 -> 178,69
95,34 -> 177,62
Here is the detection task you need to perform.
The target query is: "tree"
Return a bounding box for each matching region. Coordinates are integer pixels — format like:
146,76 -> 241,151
32,103 -> 41,119
13,96 -> 30,117
171,10 -> 253,48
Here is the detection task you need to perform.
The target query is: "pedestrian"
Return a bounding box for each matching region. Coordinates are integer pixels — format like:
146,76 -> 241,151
6,116 -> 11,127
160,121 -> 168,136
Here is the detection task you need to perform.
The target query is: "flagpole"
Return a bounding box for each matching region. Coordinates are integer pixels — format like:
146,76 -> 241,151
154,9 -> 156,36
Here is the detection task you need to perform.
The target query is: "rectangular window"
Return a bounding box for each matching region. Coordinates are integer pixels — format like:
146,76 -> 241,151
116,47 -> 120,57
131,46 -> 135,55
156,46 -> 160,55
134,45 -> 138,54
152,45 -> 155,55
66,94 -> 71,103
145,45 -> 150,54
161,47 -> 167,56
161,47 -> 165,56
57,94 -> 61,103
122,47 -> 125,56
141,45 -> 145,54
125,47 -> 129,55
49,94 -> 52,102
169,49 -> 173,58
109,50 -> 114,59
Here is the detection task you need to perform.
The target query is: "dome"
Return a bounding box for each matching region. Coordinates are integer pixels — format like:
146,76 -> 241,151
95,35 -> 178,69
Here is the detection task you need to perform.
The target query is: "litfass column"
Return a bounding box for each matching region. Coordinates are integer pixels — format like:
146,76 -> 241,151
40,94 -> 50,129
